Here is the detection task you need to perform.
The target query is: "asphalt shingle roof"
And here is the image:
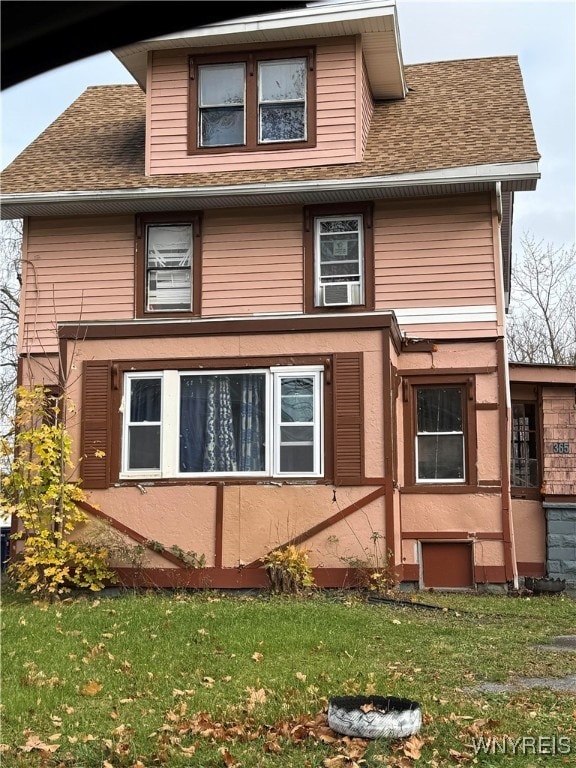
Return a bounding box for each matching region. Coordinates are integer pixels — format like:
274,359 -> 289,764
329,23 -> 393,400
1,56 -> 539,195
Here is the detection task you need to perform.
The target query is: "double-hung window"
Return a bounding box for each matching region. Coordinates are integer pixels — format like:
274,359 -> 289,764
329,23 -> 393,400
315,215 -> 364,307
415,386 -> 465,482
121,366 -> 323,478
135,213 -> 201,318
190,49 -> 315,152
304,202 -> 374,312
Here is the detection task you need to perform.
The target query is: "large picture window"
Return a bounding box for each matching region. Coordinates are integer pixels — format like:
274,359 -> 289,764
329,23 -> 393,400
122,367 -> 323,478
189,49 -> 316,153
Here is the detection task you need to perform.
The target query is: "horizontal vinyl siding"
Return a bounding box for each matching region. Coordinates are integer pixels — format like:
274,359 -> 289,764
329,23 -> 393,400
148,38 -> 358,174
202,207 -> 303,315
374,195 -> 497,325
361,58 -> 373,157
22,216 -> 134,353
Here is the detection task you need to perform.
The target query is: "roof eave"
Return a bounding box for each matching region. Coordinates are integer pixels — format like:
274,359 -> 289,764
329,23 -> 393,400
0,161 -> 540,220
113,0 -> 406,99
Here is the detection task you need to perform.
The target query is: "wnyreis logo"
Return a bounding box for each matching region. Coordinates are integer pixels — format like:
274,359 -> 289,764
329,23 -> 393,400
471,736 -> 573,756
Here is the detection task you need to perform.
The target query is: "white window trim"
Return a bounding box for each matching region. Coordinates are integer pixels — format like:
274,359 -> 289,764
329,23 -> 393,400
121,372 -> 164,479
415,431 -> 466,484
272,365 -> 323,477
314,214 -> 364,307
120,366 -> 323,479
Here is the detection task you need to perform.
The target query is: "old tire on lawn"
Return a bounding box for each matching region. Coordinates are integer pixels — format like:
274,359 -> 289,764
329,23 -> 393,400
327,695 -> 422,739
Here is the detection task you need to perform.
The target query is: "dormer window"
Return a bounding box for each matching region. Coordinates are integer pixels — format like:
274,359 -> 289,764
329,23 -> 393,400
189,48 -> 316,153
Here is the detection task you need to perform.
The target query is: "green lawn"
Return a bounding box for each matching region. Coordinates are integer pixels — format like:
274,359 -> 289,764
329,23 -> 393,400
1,586 -> 575,767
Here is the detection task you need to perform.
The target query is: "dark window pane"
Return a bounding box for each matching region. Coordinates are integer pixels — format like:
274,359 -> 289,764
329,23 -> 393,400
320,235 -> 360,262
319,219 -> 359,234
417,387 -> 463,432
280,445 -> 314,473
418,434 -> 464,480
260,104 -> 305,141
128,425 -> 160,469
281,378 -> 313,422
511,402 -> 538,487
201,107 -> 244,146
280,425 -> 314,443
130,379 -> 161,422
179,374 -> 266,473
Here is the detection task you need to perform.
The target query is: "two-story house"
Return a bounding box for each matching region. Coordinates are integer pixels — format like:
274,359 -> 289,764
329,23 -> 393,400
4,0 -> 572,590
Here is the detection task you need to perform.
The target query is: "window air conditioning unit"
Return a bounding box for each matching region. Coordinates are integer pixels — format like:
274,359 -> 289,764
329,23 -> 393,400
321,282 -> 356,306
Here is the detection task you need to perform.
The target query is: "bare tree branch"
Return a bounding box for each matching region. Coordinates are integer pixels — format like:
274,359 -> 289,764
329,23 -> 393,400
0,219 -> 22,433
507,233 -> 576,365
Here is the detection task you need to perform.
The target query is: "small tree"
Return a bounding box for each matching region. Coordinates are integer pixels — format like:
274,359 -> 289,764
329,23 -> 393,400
507,234 -> 576,365
1,385 -> 115,598
0,219 -> 22,436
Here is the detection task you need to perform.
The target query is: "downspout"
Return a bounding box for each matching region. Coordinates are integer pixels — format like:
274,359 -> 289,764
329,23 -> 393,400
498,337 -> 518,589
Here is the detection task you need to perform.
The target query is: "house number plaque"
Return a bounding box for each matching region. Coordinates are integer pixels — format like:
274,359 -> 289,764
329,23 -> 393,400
552,442 -> 570,454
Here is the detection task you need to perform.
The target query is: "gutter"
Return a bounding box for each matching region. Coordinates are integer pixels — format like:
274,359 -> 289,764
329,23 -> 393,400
0,161 -> 541,209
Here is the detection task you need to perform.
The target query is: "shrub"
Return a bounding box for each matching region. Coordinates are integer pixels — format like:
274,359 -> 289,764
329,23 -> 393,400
263,545 -> 315,594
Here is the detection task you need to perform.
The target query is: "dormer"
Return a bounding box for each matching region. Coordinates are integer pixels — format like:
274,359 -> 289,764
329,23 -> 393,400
113,0 -> 406,175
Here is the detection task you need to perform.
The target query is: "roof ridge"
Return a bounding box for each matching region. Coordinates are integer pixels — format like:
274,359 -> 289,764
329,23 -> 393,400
405,54 -> 519,67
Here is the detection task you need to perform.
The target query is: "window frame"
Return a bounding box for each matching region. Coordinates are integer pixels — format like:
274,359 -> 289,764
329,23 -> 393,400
403,375 -> 477,490
188,47 -> 316,154
510,397 -> 541,498
135,212 -> 202,319
303,202 -> 374,314
120,365 -> 324,480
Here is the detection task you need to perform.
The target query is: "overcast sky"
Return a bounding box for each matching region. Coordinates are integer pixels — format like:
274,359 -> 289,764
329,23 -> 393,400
2,0 -> 575,251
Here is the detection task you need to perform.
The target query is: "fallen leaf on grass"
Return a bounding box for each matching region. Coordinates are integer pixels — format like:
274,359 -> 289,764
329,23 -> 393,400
246,687 -> 267,711
80,680 -> 103,696
19,734 -> 60,753
296,672 -> 307,682
402,734 -> 424,760
252,652 -> 264,662
220,746 -> 240,766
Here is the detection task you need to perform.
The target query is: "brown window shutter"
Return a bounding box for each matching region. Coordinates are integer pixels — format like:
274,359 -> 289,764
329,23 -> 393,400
333,352 -> 364,485
81,360 -> 111,489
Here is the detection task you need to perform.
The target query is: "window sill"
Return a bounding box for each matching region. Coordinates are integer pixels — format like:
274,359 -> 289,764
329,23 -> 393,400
401,484 -> 487,495
113,477 -> 330,487
189,139 -> 317,155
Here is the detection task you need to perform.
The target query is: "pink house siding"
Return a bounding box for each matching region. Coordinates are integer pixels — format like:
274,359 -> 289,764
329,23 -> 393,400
361,57 -> 373,156
374,194 -> 497,315
202,207 -> 304,315
147,37 -> 359,175
21,216 -> 135,354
